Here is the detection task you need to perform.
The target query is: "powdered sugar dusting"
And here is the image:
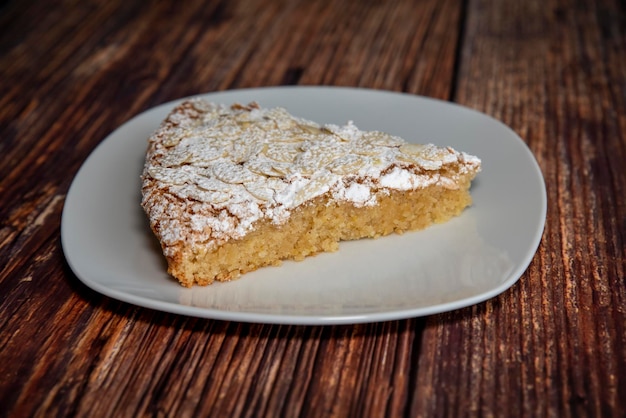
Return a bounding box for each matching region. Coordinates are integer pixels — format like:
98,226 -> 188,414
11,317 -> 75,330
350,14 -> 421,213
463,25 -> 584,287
141,99 -> 481,250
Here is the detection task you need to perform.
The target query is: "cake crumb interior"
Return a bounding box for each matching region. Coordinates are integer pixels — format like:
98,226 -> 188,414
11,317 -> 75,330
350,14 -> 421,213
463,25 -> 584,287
170,185 -> 472,287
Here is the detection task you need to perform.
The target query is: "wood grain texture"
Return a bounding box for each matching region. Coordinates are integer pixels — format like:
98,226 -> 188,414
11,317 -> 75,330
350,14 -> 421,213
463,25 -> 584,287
0,0 -> 624,417
431,1 -> 626,417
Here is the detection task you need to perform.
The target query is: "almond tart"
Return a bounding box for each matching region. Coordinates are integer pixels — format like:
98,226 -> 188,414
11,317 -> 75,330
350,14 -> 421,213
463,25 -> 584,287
141,99 -> 481,287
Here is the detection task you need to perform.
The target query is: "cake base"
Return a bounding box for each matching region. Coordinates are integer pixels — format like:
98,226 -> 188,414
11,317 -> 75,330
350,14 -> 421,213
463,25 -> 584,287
168,184 -> 472,287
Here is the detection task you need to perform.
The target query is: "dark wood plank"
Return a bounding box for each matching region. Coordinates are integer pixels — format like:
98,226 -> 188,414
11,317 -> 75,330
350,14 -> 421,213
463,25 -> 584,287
0,0 -> 462,416
411,0 -> 626,417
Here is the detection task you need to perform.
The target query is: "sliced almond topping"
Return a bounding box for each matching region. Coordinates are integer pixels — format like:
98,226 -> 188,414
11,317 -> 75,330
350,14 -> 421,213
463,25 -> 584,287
397,153 -> 443,170
245,159 -> 287,178
299,124 -> 324,135
362,132 -> 405,147
264,143 -> 301,163
212,161 -> 258,184
244,180 -> 275,202
147,166 -> 191,185
399,143 -> 430,156
290,173 -> 334,207
195,175 -> 230,192
328,154 -> 369,175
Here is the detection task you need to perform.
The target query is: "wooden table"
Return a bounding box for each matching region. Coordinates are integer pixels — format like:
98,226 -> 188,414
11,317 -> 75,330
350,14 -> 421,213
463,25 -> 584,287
1,0 -> 625,416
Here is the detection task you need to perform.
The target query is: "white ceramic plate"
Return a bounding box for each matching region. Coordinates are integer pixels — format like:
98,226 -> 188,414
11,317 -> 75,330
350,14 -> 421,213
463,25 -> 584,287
61,86 -> 546,325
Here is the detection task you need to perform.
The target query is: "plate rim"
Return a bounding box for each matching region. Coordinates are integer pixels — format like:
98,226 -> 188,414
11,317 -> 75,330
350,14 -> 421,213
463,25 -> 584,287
61,86 -> 547,325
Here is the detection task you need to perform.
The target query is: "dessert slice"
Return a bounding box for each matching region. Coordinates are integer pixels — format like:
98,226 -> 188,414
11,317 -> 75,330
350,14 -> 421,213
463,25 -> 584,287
141,99 -> 481,287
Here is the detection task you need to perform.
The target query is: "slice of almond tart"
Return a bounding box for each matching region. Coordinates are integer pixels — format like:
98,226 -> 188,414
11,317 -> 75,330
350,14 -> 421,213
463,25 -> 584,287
141,99 -> 481,287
